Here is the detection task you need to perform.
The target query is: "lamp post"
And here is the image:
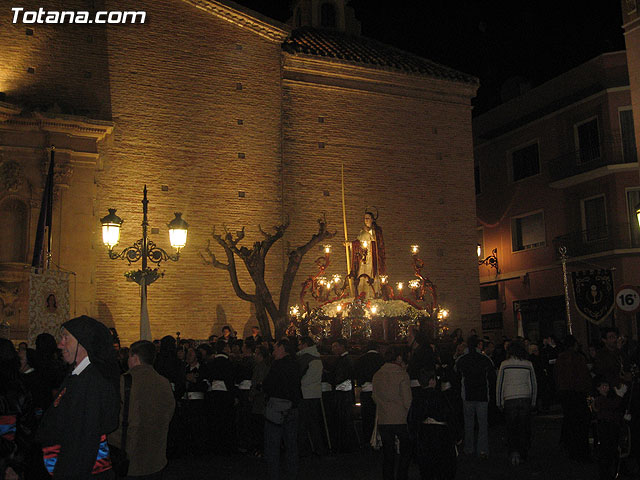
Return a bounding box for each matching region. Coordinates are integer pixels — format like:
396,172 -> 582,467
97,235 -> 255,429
100,185 -> 188,340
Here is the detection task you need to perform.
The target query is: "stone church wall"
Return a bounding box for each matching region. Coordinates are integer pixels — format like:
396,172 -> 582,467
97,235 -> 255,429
95,0 -> 287,343
282,72 -> 480,337
0,0 -> 480,343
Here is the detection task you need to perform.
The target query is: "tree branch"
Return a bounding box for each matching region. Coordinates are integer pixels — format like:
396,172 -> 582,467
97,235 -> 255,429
258,216 -> 290,257
278,216 -> 335,315
209,227 -> 256,303
200,239 -> 230,271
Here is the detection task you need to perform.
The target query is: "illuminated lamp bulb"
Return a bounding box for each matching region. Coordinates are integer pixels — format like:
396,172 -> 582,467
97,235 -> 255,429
168,212 -> 189,252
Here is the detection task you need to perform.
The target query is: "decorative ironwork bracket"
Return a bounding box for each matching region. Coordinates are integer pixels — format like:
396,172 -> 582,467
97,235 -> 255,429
479,248 -> 499,273
108,238 -> 180,265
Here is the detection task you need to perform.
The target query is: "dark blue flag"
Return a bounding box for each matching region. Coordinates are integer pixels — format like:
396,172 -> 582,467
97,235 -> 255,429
31,148 -> 55,269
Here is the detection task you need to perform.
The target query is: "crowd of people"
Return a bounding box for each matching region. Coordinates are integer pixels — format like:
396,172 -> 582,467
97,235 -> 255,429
1,317 -> 639,480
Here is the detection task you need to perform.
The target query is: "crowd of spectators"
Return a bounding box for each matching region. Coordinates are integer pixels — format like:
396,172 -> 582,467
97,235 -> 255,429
1,320 -> 639,480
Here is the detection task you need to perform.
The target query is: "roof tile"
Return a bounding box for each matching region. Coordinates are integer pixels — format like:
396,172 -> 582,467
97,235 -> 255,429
283,27 -> 478,85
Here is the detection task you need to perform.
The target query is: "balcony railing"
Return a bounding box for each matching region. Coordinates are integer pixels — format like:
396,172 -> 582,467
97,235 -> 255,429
552,222 -> 640,259
548,138 -> 636,182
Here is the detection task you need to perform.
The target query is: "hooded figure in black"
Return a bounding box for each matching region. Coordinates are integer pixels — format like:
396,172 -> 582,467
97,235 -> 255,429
36,316 -> 120,479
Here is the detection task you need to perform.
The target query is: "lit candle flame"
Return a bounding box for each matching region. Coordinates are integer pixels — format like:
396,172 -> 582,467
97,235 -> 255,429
396,282 -> 404,290
380,275 -> 388,284
336,304 -> 342,312
290,305 -> 300,316
411,245 -> 419,254
371,305 -> 378,314
332,274 -> 342,283
324,244 -> 332,254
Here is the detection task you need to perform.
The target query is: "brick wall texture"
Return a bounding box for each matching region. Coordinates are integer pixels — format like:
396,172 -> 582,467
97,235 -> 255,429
0,0 -> 481,344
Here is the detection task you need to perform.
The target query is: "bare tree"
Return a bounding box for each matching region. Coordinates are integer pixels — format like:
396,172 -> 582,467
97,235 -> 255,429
202,216 -> 334,339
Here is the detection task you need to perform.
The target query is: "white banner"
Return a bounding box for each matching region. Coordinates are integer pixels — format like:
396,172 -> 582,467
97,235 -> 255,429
29,269 -> 70,345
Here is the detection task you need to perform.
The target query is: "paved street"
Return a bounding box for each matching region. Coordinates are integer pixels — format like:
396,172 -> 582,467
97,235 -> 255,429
163,410 -> 624,480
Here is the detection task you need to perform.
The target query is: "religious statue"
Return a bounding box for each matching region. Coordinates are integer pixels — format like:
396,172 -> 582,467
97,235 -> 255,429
350,209 -> 386,298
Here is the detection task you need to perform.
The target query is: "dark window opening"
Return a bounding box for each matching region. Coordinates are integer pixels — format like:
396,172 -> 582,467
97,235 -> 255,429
512,143 -> 539,181
577,118 -> 600,163
480,285 -> 499,301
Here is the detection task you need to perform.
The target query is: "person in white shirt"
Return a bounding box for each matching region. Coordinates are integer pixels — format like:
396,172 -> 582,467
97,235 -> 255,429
496,341 -> 537,466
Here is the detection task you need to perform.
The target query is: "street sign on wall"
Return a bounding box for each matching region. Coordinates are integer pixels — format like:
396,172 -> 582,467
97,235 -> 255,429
615,285 -> 640,313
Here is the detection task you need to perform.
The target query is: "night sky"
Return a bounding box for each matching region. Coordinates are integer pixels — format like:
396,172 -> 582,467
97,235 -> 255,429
235,0 -> 626,114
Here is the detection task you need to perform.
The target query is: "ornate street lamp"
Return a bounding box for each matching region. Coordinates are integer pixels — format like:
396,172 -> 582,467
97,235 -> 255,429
478,245 -> 499,273
100,185 -> 188,340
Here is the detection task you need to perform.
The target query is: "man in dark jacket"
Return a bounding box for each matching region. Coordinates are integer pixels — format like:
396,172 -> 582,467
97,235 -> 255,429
354,341 -> 384,446
594,328 -> 628,389
454,335 -> 495,458
329,339 -> 357,453
181,346 -> 209,455
554,335 -> 592,462
152,335 -> 185,458
109,340 -> 175,478
206,340 -> 236,453
407,332 -> 436,394
37,316 -> 120,479
263,339 -> 301,480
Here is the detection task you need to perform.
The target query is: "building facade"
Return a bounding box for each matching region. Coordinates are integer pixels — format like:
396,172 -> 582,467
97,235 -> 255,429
475,51 -> 640,346
0,0 -> 480,343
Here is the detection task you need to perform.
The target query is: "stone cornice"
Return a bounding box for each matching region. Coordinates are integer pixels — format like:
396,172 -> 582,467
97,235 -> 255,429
182,0 -> 290,43
0,110 -> 114,140
283,54 -> 477,105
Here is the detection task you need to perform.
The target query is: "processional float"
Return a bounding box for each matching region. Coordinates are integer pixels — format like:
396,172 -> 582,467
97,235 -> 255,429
287,165 -> 449,344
